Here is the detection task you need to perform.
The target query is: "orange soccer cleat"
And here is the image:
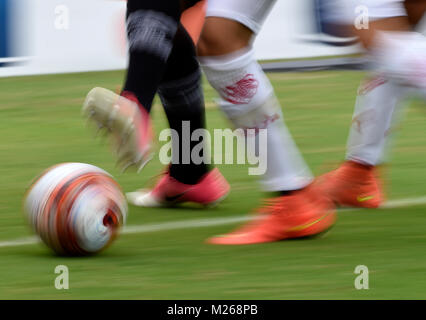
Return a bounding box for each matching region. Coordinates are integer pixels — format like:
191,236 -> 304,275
126,168 -> 230,207
207,186 -> 336,245
318,160 -> 384,208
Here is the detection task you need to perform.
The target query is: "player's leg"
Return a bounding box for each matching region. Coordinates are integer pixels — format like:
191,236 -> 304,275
83,0 -> 184,171
198,0 -> 313,194
85,0 -> 229,206
319,0 -> 426,207
127,24 -> 230,207
160,25 -> 210,185
319,78 -> 410,208
197,0 -> 336,245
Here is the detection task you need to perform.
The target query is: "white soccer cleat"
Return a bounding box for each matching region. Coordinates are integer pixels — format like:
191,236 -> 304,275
83,87 -> 153,172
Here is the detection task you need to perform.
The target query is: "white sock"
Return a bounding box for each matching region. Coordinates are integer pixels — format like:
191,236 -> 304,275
371,31 -> 426,90
199,48 -> 313,191
346,76 -> 408,165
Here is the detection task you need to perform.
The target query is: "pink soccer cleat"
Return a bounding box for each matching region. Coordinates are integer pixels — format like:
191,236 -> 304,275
126,168 -> 230,207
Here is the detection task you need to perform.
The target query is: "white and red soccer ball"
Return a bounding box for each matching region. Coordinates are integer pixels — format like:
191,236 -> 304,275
24,163 -> 127,256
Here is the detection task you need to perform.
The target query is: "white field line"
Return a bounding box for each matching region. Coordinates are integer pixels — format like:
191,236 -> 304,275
0,236 -> 39,248
1,196 -> 426,249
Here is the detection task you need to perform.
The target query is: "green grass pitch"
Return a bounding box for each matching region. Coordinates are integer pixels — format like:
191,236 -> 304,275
1,70 -> 426,299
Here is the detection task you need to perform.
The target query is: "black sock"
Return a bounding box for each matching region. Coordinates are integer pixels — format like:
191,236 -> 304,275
122,2 -> 182,111
159,25 -> 210,185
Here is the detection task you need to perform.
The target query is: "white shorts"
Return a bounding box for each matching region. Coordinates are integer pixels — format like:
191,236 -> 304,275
324,0 -> 406,24
205,0 -> 277,34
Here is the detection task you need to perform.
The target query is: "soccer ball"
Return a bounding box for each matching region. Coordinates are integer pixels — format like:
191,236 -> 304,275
24,163 -> 127,256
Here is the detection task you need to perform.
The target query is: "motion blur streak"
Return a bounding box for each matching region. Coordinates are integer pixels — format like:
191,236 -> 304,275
2,195 -> 426,249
